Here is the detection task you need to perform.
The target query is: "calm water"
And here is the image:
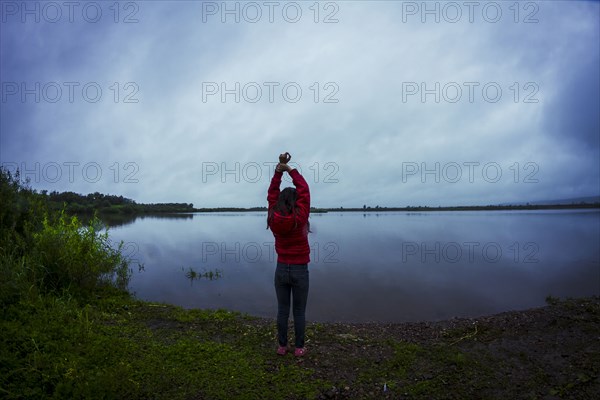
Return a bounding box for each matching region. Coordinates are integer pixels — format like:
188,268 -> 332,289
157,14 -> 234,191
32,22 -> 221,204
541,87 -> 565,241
106,210 -> 600,323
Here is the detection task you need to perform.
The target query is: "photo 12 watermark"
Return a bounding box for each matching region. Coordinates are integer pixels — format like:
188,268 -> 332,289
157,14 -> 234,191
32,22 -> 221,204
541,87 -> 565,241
201,161 -> 339,184
116,240 -> 141,264
401,161 -> 539,184
1,161 -> 140,184
1,82 -> 140,104
107,238 -> 143,270
201,1 -> 339,24
200,241 -> 340,264
401,241 -> 540,264
201,81 -> 339,104
401,81 -> 539,104
400,1 -> 540,24
1,1 -> 140,23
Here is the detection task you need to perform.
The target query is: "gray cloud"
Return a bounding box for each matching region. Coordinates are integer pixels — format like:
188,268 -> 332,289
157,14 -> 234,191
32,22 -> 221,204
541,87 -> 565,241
1,1 -> 598,207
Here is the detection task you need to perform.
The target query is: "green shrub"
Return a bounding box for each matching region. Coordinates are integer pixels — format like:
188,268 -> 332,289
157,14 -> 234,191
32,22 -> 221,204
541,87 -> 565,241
31,212 -> 130,297
0,167 -> 131,302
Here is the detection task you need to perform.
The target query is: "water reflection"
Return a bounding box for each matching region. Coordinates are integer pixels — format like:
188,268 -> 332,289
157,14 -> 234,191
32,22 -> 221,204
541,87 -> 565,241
101,213 -> 194,228
105,210 -> 600,323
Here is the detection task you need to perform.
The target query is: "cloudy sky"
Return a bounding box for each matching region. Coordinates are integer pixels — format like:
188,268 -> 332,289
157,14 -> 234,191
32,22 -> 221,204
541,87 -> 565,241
1,0 -> 599,208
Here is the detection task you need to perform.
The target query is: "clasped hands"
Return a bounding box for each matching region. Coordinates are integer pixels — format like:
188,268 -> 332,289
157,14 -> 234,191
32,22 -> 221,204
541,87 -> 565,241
276,152 -> 292,173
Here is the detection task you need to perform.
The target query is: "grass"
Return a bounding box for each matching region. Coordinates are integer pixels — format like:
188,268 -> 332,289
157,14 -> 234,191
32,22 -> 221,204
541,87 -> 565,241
3,286 -> 599,399
1,292 -> 328,399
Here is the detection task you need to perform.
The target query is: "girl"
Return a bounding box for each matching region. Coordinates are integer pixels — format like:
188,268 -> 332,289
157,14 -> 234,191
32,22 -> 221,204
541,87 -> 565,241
267,152 -> 311,357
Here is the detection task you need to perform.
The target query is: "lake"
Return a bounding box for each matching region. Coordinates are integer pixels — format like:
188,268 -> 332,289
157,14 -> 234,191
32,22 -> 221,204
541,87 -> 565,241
106,210 -> 600,323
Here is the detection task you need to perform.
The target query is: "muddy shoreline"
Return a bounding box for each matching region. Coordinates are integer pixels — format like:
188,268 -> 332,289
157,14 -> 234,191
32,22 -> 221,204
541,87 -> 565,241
238,296 -> 600,399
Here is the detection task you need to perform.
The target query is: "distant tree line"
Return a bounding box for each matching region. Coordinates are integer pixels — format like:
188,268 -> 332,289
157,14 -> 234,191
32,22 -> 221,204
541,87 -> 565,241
332,203 -> 600,212
42,190 -> 195,215
32,187 -> 600,217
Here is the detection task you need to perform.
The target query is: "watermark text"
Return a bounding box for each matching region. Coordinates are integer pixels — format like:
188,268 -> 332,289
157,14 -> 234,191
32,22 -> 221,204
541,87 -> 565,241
1,81 -> 140,103
401,162 -> 539,184
400,1 -> 539,24
2,161 -> 140,184
201,81 -> 339,104
1,1 -> 140,23
202,161 -> 339,184
401,241 -> 540,264
201,241 -> 340,263
201,1 -> 339,23
401,82 -> 539,104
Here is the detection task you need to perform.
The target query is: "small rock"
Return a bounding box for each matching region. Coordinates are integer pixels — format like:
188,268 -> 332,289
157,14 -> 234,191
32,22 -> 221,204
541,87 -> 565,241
336,333 -> 357,340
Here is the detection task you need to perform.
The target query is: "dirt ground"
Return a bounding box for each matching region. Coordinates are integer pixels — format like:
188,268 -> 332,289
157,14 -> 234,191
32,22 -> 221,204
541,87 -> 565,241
264,297 -> 600,399
141,296 -> 599,399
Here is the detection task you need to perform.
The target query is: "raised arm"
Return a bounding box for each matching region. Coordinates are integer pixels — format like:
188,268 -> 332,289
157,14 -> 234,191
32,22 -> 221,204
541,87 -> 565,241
289,168 -> 310,224
267,169 -> 283,209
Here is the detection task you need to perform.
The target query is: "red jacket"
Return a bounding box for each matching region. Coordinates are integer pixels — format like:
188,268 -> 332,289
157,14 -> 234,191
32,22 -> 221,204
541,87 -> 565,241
267,168 -> 310,264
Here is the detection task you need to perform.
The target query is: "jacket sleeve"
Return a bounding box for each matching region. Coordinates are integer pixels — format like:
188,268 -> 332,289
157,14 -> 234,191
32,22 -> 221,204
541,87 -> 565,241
267,170 -> 283,209
289,168 -> 310,223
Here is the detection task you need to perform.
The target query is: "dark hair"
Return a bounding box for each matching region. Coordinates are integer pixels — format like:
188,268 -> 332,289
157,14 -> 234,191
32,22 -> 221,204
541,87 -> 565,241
274,187 -> 297,214
267,187 -> 310,231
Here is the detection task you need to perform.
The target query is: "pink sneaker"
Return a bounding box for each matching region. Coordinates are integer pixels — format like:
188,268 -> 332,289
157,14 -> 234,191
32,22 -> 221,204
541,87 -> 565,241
294,347 -> 306,357
276,346 -> 288,356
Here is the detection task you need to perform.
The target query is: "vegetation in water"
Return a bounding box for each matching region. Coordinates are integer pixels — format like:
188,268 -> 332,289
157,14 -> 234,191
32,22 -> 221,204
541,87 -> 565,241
184,267 -> 224,282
